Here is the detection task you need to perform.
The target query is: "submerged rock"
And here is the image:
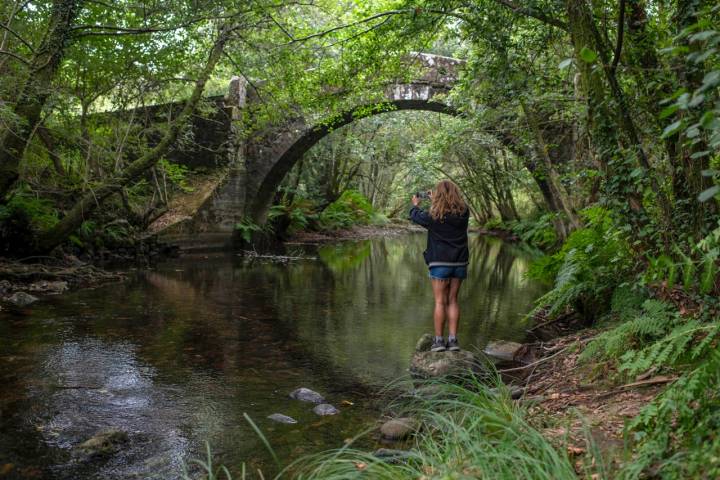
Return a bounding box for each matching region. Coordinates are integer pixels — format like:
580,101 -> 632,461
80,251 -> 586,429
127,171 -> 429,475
289,387 -> 325,404
28,280 -> 68,295
6,291 -> 38,308
76,429 -> 129,457
267,413 -> 298,424
409,350 -> 478,379
380,417 -> 418,441
373,448 -> 414,463
483,340 -> 523,362
313,403 -> 339,416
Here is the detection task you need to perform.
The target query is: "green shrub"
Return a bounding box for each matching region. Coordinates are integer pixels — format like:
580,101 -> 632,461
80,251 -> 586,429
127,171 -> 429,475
0,188 -> 59,255
318,190 -> 374,231
507,213 -> 558,250
527,207 -> 630,320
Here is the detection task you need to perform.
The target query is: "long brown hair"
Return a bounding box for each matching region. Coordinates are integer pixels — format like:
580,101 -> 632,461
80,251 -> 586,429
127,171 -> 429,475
430,180 -> 467,221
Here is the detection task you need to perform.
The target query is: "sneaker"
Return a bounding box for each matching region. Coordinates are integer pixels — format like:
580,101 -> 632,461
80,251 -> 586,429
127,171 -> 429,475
447,337 -> 460,351
430,337 -> 446,352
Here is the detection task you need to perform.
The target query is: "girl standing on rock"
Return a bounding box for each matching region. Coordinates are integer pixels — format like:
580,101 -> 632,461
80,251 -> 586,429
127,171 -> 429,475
410,180 -> 469,352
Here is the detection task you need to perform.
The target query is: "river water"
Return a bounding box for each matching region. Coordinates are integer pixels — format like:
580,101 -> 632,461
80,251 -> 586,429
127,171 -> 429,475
0,234 -> 546,479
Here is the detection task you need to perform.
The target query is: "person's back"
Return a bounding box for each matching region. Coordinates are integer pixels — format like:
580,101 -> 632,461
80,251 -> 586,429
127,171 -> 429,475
409,180 -> 469,352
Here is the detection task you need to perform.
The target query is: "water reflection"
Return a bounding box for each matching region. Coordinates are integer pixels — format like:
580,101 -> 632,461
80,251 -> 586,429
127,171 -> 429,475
0,234 -> 545,479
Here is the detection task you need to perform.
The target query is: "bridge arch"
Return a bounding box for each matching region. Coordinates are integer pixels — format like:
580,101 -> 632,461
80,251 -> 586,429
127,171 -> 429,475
250,99 -> 458,222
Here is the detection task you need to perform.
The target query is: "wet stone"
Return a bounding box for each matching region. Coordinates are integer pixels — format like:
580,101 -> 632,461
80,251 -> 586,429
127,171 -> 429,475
6,292 -> 39,308
415,333 -> 433,352
373,448 -> 414,463
267,413 -> 298,424
409,350 -> 478,379
76,429 -> 129,457
289,387 -> 325,404
380,417 -> 418,440
483,340 -> 523,362
313,404 -> 339,416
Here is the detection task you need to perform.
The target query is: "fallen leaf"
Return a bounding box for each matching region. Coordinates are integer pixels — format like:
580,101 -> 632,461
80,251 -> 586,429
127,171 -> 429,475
341,400 -> 354,406
567,446 -> 586,456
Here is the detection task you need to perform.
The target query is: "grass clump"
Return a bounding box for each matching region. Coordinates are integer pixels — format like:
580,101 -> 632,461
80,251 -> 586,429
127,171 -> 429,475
286,376 -> 582,480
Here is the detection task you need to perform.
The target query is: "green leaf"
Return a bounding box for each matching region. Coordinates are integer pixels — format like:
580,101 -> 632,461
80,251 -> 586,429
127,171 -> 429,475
661,120 -> 683,138
558,58 -> 573,70
689,30 -> 718,42
659,104 -> 679,119
698,185 -> 720,202
579,47 -> 598,63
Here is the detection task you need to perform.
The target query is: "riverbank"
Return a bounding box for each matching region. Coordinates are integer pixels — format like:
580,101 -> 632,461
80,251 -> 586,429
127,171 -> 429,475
284,222 -> 424,244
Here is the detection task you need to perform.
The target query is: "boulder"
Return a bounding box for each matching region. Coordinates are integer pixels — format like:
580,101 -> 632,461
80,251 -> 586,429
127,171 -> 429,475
6,292 -> 38,308
483,340 -> 523,362
313,404 -> 339,416
380,417 -> 418,441
76,429 -> 129,457
289,387 -> 325,404
409,350 -> 478,379
267,413 -> 298,424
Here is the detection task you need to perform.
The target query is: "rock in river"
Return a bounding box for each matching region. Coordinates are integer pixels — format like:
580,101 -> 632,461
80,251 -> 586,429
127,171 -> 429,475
313,403 -> 339,416
483,340 -> 523,362
373,448 -> 414,463
267,413 -> 298,424
6,292 -> 39,308
289,387 -> 325,404
76,429 -> 129,457
410,350 -> 478,379
380,417 -> 418,440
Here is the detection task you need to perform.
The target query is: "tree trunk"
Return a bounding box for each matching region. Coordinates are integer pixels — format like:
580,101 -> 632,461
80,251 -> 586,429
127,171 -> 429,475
0,0 -> 83,199
521,100 -> 581,229
34,24 -> 231,253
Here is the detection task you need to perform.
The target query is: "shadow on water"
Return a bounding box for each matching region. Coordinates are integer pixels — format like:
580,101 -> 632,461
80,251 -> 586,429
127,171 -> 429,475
0,233 -> 546,479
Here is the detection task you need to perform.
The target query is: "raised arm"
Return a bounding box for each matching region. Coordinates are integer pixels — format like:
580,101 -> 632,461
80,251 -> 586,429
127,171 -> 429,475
409,205 -> 432,228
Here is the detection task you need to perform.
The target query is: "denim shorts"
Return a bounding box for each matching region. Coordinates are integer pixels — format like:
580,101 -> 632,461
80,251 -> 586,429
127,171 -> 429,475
428,265 -> 468,280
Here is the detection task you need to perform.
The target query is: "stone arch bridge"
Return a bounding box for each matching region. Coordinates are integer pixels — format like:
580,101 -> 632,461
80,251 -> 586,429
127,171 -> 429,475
158,53 -> 463,244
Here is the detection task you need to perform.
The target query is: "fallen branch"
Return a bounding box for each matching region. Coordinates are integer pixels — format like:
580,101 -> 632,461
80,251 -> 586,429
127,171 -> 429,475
498,346 -> 568,374
594,376 -> 678,398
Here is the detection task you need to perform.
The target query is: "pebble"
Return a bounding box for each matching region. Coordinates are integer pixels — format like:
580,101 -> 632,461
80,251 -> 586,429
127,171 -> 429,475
289,387 -> 325,404
313,404 -> 339,416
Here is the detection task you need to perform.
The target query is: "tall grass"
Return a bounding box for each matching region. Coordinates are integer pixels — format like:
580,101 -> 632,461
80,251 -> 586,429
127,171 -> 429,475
286,375 -> 580,480
184,375 -> 595,479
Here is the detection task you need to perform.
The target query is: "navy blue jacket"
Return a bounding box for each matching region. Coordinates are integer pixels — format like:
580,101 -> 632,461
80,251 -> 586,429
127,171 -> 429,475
409,206 -> 469,267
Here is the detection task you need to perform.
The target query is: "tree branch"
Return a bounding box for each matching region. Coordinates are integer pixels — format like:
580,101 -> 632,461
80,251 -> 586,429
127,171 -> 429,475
0,48 -> 29,65
611,0 -> 626,73
484,0 -> 569,31
0,21 -> 35,52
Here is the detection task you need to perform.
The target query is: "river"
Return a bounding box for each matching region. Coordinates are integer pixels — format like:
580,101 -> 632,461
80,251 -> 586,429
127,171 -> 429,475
0,234 -> 547,479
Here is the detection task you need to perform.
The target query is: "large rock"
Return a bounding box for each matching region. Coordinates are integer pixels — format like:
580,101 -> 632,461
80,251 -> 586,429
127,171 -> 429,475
409,350 -> 478,379
289,387 -> 325,404
76,429 -> 129,457
313,404 -> 339,416
380,417 -> 418,440
6,292 -> 38,308
483,340 -> 523,362
267,413 -> 297,424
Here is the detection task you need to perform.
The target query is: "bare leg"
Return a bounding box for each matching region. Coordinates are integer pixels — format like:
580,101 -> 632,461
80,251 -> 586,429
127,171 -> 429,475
447,278 -> 463,337
431,279 -> 450,337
